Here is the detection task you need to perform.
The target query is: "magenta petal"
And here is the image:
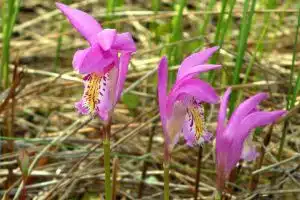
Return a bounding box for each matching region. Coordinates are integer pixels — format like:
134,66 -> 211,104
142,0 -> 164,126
75,100 -> 89,115
167,78 -> 219,117
177,64 -> 221,81
241,136 -> 259,161
97,29 -> 117,51
73,48 -> 89,71
182,116 -> 196,147
178,46 -> 219,78
239,110 -> 286,140
228,93 -> 269,128
158,57 -> 168,130
112,32 -> 137,52
217,88 -> 232,137
115,53 -> 131,103
73,45 -> 114,74
56,2 -> 102,45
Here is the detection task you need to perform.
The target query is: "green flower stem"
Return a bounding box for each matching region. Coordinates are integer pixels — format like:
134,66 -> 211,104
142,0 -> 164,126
104,138 -> 112,200
164,161 -> 170,200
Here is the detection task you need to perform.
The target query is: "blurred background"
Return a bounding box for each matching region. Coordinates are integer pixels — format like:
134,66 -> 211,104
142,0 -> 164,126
0,0 -> 300,199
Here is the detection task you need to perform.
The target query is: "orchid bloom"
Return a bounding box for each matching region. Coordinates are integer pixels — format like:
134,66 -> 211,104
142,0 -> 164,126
158,47 -> 221,151
56,3 -> 136,121
216,88 -> 286,190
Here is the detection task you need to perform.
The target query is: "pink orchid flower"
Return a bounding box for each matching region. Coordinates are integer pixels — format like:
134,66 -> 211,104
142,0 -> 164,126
216,88 -> 286,190
56,3 -> 136,121
158,47 -> 221,151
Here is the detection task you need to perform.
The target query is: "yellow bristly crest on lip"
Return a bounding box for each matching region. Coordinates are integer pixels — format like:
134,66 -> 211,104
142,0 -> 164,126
83,73 -> 102,113
188,104 -> 206,141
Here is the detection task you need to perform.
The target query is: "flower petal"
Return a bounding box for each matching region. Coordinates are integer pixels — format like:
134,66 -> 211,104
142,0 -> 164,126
166,101 -> 186,148
228,93 -> 269,128
217,88 -> 232,137
75,100 -> 89,115
167,78 -> 219,117
182,102 -> 211,146
96,68 -> 119,121
72,48 -> 89,72
240,135 -> 259,161
73,45 -> 114,74
177,46 -> 219,79
158,57 -> 168,129
115,52 -> 131,103
239,110 -> 286,140
112,32 -> 137,52
97,29 -> 117,51
177,64 -> 221,81
56,2 -> 102,45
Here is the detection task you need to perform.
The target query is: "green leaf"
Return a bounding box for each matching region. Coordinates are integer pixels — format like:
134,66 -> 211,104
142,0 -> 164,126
122,93 -> 140,109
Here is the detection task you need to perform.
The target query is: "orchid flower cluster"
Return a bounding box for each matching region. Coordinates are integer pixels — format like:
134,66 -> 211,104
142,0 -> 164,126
56,2 -> 286,197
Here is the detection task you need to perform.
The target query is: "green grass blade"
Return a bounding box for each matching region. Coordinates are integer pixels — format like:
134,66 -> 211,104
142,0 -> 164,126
207,0 -> 228,82
208,0 -> 236,84
107,0 -> 116,20
289,7 -> 300,109
199,0 -> 217,39
54,0 -> 72,72
1,0 -> 21,88
229,0 -> 257,115
167,0 -> 186,84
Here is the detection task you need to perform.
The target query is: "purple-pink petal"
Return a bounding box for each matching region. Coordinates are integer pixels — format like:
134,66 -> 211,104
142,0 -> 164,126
112,32 -> 137,52
166,78 -> 219,117
97,29 -> 117,51
73,45 -> 114,74
239,110 -> 286,140
115,52 -> 131,103
56,2 -> 102,45
158,57 -> 168,130
176,64 -> 221,81
177,46 -> 219,79
217,88 -> 231,137
228,92 -> 269,129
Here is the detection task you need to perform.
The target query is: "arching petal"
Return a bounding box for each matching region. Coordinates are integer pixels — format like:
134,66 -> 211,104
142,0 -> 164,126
115,52 -> 131,103
97,29 -> 117,51
217,88 -> 231,137
167,78 -> 219,117
112,32 -> 137,52
177,64 -> 221,81
239,110 -> 286,140
177,46 -> 219,79
73,45 -> 114,74
158,57 -> 168,129
228,93 -> 269,128
56,2 -> 102,45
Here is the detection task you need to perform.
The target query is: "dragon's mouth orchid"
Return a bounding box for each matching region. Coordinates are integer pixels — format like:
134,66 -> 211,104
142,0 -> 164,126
158,47 -> 221,152
216,88 -> 286,191
56,3 -> 136,121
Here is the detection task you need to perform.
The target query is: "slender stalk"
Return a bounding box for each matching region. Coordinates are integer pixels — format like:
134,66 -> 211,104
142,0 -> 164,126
103,118 -> 112,200
194,146 -> 203,200
164,161 -> 170,200
104,138 -> 112,200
